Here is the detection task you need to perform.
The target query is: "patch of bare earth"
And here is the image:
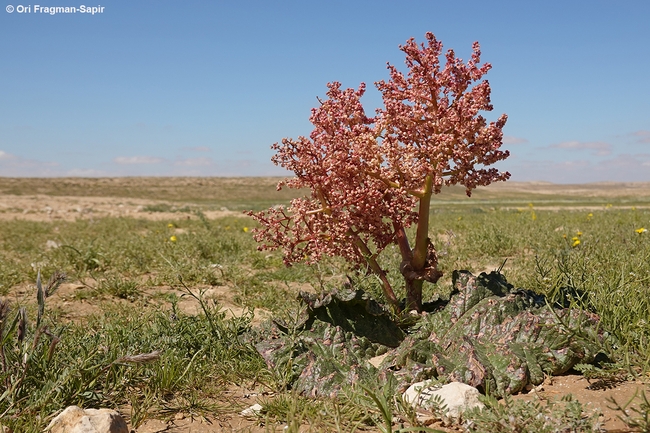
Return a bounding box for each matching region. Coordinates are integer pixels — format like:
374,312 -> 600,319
128,376 -> 650,433
6,280 -> 270,327
0,194 -> 244,222
133,385 -> 279,433
511,374 -> 649,433
478,181 -> 650,199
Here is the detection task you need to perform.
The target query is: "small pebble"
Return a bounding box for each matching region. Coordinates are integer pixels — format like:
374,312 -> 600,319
240,403 -> 263,417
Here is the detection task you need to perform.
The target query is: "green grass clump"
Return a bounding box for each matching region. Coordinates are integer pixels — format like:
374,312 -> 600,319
97,274 -> 140,300
0,272 -> 267,432
0,215 -> 323,311
465,394 -> 601,433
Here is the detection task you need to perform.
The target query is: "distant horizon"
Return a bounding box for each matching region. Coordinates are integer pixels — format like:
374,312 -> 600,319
1,174 -> 650,187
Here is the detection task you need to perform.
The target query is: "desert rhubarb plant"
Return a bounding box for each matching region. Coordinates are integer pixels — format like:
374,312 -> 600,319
250,33 -> 510,312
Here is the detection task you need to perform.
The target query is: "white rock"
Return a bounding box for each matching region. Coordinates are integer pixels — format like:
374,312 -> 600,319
367,353 -> 389,368
240,403 -> 264,417
403,381 -> 484,420
45,406 -> 129,433
45,240 -> 60,250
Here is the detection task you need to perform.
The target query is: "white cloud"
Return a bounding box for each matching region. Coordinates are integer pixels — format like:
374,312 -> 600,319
631,130 -> 650,143
0,150 -> 17,160
66,168 -> 108,177
113,156 -> 165,165
0,151 -> 60,176
555,160 -> 590,169
0,150 -> 287,177
182,146 -> 211,152
0,153 -> 57,168
506,153 -> 650,183
502,136 -> 528,145
550,141 -> 611,156
174,157 -> 212,166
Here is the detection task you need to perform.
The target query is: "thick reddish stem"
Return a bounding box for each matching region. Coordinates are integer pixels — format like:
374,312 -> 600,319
350,233 -> 399,310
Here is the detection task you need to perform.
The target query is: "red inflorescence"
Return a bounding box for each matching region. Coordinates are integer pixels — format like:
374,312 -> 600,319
249,33 -> 510,305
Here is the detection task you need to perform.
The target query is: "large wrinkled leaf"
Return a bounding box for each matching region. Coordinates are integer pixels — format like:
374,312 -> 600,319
253,271 -> 605,398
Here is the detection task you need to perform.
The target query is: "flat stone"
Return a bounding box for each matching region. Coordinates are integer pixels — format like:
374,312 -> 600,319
403,381 -> 484,420
45,406 -> 129,433
240,403 -> 264,418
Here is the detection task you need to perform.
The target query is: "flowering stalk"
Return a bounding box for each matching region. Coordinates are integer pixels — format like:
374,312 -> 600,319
249,33 -> 510,313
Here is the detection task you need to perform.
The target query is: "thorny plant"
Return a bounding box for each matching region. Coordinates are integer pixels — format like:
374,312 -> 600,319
250,32 -> 510,312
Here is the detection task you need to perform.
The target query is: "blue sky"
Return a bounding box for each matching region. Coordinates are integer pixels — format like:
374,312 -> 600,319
1,1 -> 649,182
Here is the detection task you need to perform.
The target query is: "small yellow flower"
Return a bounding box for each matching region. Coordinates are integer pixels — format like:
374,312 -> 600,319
632,207 -> 637,211
576,231 -> 583,237
635,228 -> 647,234
528,203 -> 534,208
243,227 -> 249,233
606,203 -> 613,208
531,211 -> 537,221
170,235 -> 177,242
587,213 -> 593,219
562,234 -> 567,239
572,238 -> 580,247
167,223 -> 174,228
458,216 -> 462,221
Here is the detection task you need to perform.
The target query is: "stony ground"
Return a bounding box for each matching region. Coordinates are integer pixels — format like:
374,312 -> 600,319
2,178 -> 649,432
131,376 -> 648,433
12,274 -> 645,432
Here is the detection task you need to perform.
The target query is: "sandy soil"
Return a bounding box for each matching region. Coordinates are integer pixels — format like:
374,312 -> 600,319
510,375 -> 648,433
132,375 -> 649,432
479,181 -> 650,198
0,194 -> 243,222
14,277 -> 648,433
1,179 -> 649,223
2,179 -> 649,432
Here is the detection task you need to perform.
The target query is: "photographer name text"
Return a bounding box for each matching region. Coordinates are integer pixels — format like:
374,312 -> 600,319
6,4 -> 104,14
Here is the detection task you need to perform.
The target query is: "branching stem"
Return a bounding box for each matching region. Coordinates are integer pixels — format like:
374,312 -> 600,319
348,231 -> 399,310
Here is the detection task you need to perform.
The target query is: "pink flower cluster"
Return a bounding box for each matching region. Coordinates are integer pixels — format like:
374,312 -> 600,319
252,82 -> 417,266
250,32 -> 510,309
377,33 -> 509,195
